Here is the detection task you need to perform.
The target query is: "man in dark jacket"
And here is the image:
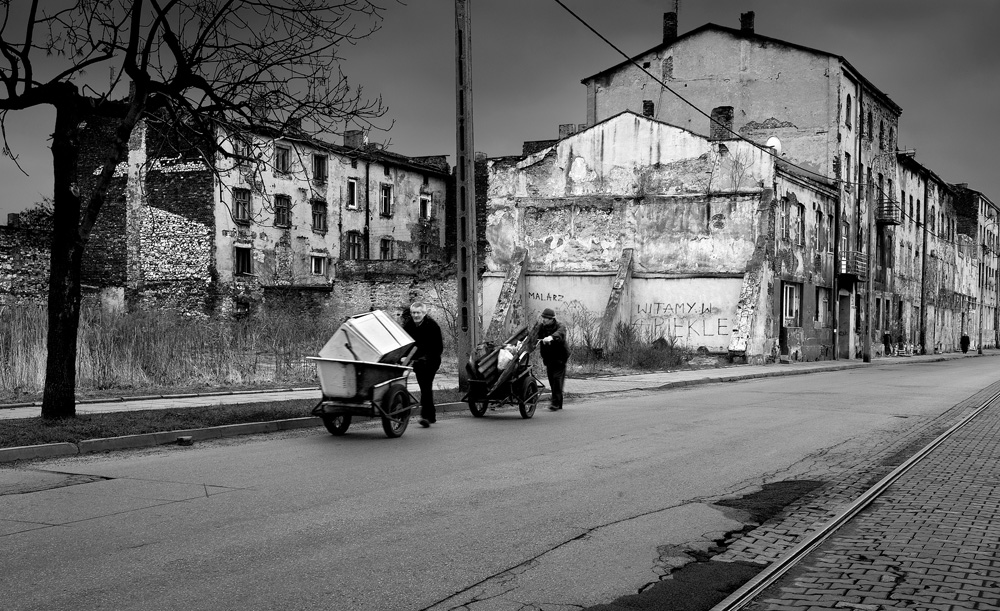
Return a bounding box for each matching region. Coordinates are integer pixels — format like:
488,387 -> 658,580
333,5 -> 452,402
403,301 -> 444,427
535,308 -> 569,411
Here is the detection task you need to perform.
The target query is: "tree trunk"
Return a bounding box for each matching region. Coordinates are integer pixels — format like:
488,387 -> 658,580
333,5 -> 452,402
41,104 -> 86,419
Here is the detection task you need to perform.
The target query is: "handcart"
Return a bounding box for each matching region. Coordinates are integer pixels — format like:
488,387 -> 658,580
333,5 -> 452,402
464,324 -> 544,419
306,310 -> 419,438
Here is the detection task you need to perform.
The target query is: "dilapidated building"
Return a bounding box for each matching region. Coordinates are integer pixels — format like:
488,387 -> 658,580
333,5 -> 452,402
485,111 -> 839,363
483,10 -> 993,362
0,117 -> 456,318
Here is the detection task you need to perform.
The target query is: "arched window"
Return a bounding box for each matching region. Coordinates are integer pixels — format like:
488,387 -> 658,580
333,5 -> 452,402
845,94 -> 852,128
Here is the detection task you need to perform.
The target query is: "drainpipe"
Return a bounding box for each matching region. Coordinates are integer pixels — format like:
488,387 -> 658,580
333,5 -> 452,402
832,175 -> 841,360
364,159 -> 371,259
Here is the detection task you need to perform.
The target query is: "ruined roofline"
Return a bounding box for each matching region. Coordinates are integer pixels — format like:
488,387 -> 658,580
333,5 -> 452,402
774,159 -> 838,193
495,110 -> 705,164
217,120 -> 451,177
580,22 -> 901,116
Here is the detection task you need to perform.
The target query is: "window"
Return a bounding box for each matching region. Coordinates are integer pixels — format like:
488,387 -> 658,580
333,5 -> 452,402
795,204 -> 806,245
828,214 -> 835,253
383,163 -> 390,177
783,283 -> 801,327
816,287 -> 830,326
346,178 -> 358,210
311,200 -> 327,232
346,231 -> 363,260
844,153 -> 851,190
845,94 -> 852,128
842,221 -> 850,252
274,194 -> 291,227
780,199 -> 790,240
233,136 -> 252,166
816,211 -> 826,252
234,246 -> 253,275
379,237 -> 394,260
422,175 -> 429,186
233,188 -> 251,223
419,242 -> 433,260
351,158 -> 358,169
909,195 -> 914,223
419,195 -> 432,220
866,111 -> 873,140
313,154 -> 328,182
275,144 -> 291,173
879,120 -> 885,150
380,184 -> 393,217
310,255 -> 326,276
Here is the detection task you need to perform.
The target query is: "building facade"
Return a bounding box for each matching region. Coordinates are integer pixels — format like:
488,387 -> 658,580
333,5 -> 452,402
482,10 -> 994,361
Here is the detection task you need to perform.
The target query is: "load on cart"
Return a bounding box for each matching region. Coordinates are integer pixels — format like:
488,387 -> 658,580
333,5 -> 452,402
464,324 -> 544,419
306,310 -> 418,438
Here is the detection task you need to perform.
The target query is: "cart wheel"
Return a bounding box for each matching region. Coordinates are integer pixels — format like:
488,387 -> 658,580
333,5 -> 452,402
518,379 -> 539,419
322,414 -> 352,436
381,385 -> 411,438
468,398 -> 488,418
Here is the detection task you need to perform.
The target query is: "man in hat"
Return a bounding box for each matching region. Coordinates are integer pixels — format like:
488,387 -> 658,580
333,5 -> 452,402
403,301 -> 444,427
534,308 -> 569,411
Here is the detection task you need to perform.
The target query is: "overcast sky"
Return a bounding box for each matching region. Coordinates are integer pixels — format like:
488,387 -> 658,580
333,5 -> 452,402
2,0 -> 998,223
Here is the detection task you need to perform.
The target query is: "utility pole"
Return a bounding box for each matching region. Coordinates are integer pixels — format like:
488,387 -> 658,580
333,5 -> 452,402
455,0 -> 479,388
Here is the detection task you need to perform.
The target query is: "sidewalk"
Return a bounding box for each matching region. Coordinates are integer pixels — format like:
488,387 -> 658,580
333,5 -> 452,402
2,350 -> 994,420
723,379 -> 1000,611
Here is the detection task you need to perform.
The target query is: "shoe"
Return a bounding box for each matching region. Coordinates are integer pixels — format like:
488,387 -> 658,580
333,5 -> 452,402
547,405 -> 561,411
418,418 -> 430,427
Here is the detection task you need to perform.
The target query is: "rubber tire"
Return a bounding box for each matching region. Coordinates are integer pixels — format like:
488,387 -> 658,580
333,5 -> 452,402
381,386 -> 411,438
518,379 -> 539,419
322,414 -> 352,436
468,399 -> 488,418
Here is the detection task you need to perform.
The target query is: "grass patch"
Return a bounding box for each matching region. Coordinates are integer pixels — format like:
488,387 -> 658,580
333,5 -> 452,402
0,399 -> 317,448
0,388 -> 470,449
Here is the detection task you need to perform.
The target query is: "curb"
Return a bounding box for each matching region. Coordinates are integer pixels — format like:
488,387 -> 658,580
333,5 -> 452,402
0,418 -> 321,464
0,353 -> 991,463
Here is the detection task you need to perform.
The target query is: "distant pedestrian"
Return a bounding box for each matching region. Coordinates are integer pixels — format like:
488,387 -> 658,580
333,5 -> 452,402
533,308 -> 569,411
403,301 -> 443,427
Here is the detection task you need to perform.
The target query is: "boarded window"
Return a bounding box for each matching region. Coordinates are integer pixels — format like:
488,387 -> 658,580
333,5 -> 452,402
710,106 -> 734,140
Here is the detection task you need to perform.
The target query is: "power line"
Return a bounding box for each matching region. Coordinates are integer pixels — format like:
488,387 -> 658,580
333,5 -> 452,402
550,0 -> 978,254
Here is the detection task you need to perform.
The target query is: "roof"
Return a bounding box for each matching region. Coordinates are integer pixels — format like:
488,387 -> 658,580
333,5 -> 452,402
581,22 -> 901,115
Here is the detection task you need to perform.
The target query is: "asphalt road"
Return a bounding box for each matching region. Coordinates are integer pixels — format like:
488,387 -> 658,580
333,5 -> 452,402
2,357 -> 996,611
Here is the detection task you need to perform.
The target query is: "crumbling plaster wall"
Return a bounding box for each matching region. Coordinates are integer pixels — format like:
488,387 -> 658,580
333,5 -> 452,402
486,112 -> 774,351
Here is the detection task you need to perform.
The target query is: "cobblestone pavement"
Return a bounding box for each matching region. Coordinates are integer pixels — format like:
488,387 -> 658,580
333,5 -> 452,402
714,381 -> 1000,611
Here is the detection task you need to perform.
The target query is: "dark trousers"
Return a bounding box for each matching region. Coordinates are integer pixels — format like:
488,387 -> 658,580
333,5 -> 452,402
545,362 -> 566,408
413,360 -> 440,421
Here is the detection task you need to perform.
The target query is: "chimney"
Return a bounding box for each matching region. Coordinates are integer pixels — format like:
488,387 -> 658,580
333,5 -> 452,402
663,12 -> 678,44
558,124 -> 578,139
344,129 -> 365,148
740,11 -> 755,33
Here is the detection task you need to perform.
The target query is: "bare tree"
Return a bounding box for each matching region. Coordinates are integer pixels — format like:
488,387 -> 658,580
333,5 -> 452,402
0,0 -> 391,418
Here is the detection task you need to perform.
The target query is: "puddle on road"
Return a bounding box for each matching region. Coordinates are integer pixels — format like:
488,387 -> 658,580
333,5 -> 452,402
582,479 -> 826,611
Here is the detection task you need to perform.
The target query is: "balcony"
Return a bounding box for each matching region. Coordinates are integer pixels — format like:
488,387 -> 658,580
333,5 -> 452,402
875,200 -> 901,225
838,251 -> 869,281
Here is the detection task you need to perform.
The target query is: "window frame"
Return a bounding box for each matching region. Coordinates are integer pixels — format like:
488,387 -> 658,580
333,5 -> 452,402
233,188 -> 252,224
313,154 -> 328,182
311,200 -> 328,232
379,183 -> 393,217
310,254 -> 327,276
419,195 -> 432,220
783,282 -> 802,327
234,245 -> 253,276
346,231 -> 364,260
379,237 -> 395,260
273,194 -> 291,228
346,178 -> 358,210
274,143 -> 291,174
